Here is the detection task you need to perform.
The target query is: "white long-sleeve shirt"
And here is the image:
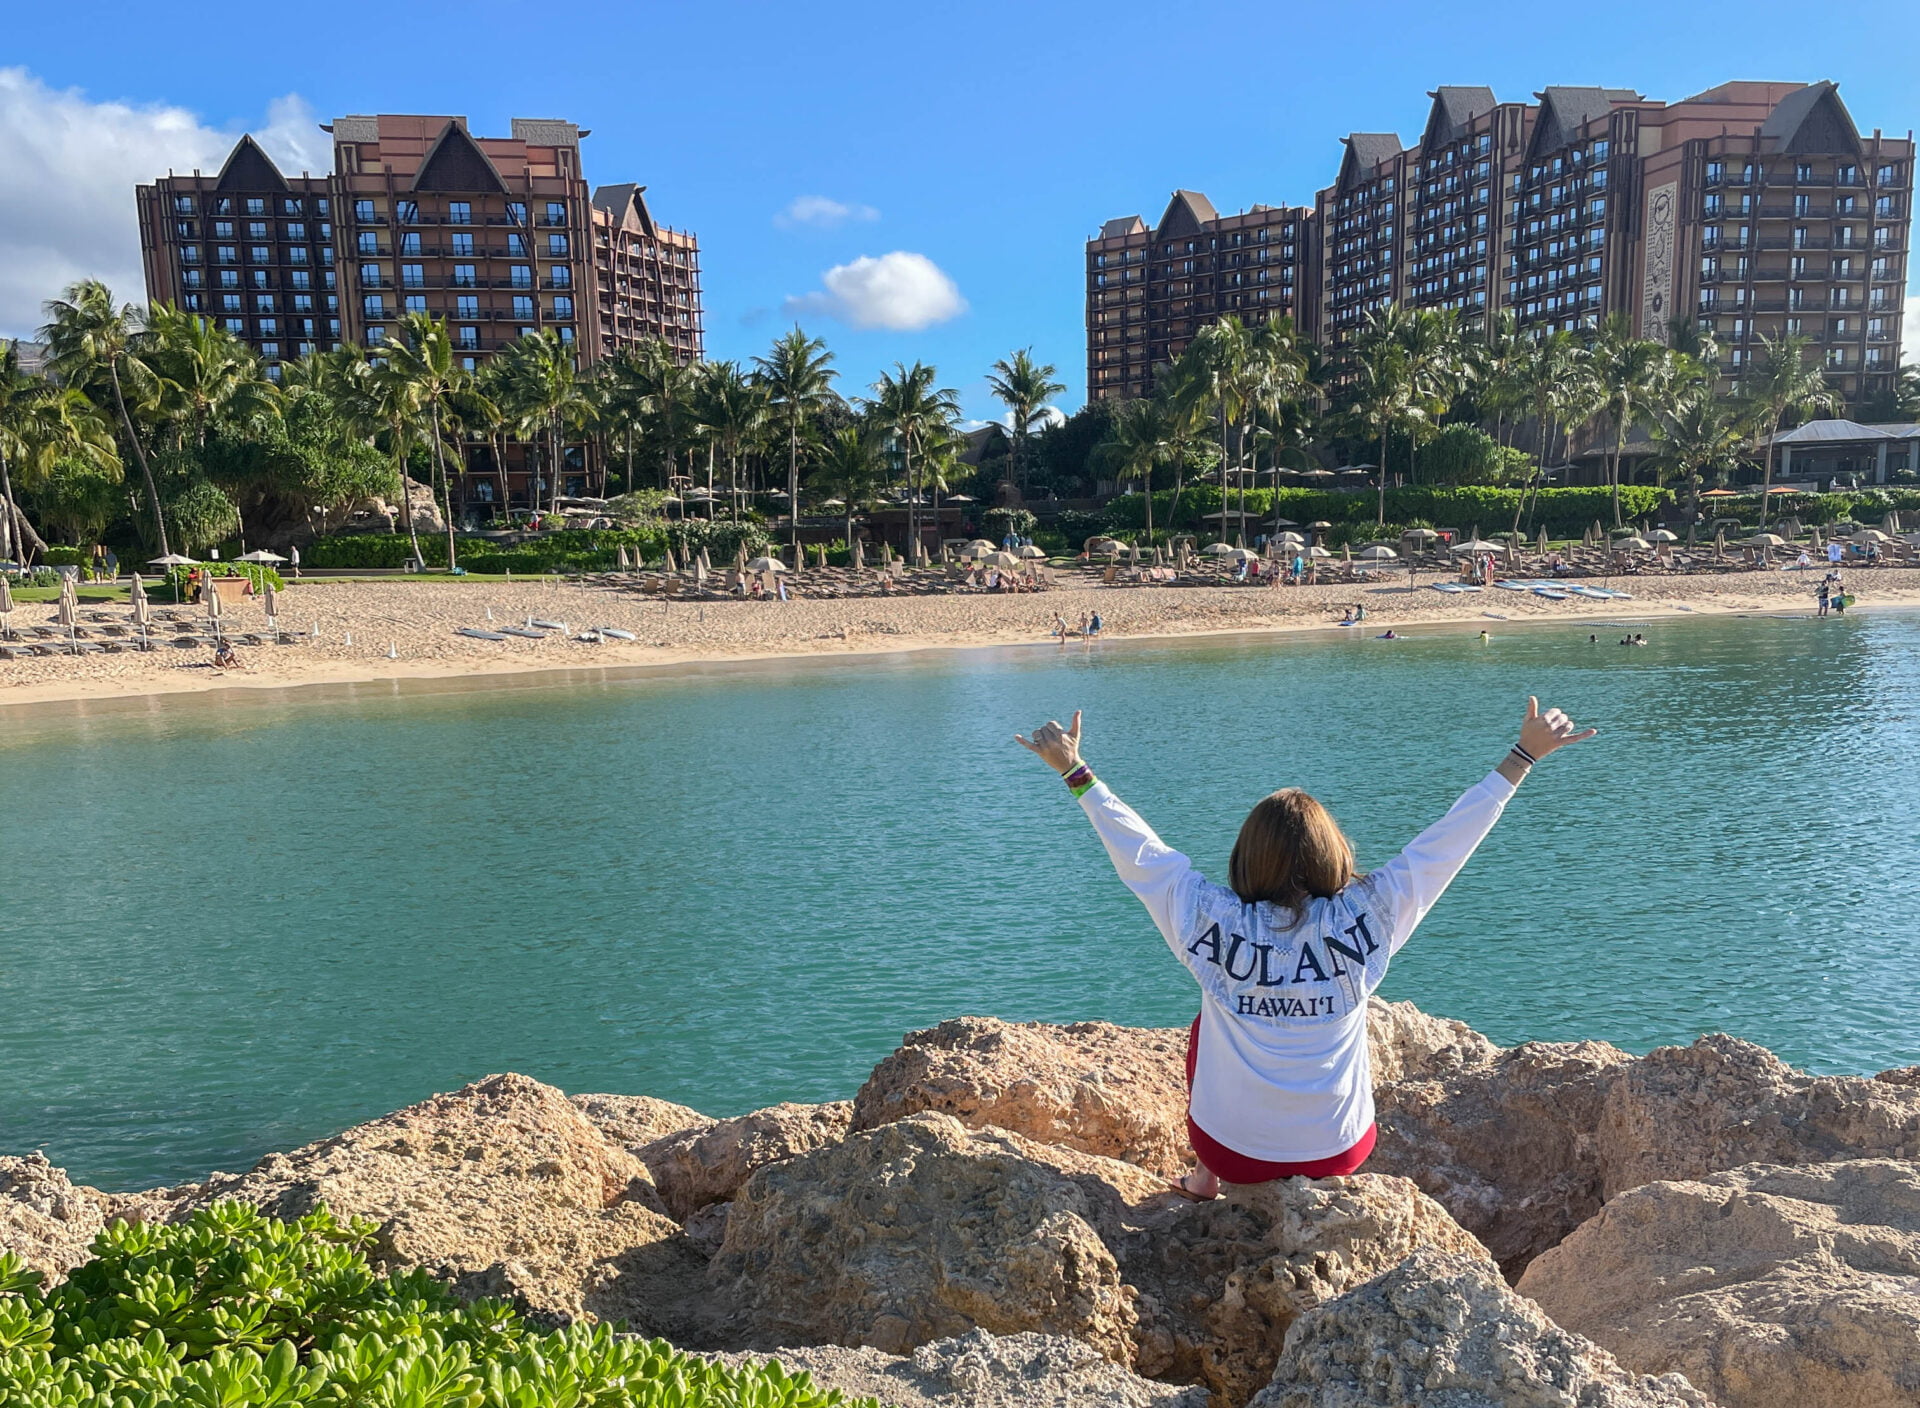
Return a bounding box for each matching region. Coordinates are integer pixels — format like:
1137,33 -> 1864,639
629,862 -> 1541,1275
1078,770 -> 1516,1162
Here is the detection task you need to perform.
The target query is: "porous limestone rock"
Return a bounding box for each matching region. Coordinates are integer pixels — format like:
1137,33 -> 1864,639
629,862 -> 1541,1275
1252,1248 -> 1714,1408
1365,997 -> 1500,1082
717,1330 -> 1209,1408
1518,1159 -> 1920,1408
0,1154 -> 115,1282
570,1092 -> 713,1151
169,1073 -> 685,1325
1594,1035 -> 1920,1197
1369,1039 -> 1634,1276
638,1101 -> 854,1221
851,1018 -> 1193,1177
708,1113 -> 1155,1360
1118,1174 -> 1493,1408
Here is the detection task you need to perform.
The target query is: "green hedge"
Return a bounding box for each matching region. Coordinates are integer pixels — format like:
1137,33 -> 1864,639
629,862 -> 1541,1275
0,1203 -> 870,1408
304,523 -> 773,574
1097,485 -> 1674,541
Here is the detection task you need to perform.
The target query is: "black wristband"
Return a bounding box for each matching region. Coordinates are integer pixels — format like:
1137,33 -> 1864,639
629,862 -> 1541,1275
1509,743 -> 1538,767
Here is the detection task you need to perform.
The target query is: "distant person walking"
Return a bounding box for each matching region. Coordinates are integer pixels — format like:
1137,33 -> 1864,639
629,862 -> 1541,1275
1016,697 -> 1595,1198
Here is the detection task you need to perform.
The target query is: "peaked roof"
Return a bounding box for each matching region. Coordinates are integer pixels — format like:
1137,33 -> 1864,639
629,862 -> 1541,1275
1760,81 -> 1862,155
1528,87 -> 1624,158
1337,134 -> 1403,191
1422,87 -> 1498,148
1100,215 -> 1147,239
411,121 -> 506,193
1770,417 -> 1899,444
214,135 -> 290,192
593,183 -> 656,237
1155,190 -> 1218,236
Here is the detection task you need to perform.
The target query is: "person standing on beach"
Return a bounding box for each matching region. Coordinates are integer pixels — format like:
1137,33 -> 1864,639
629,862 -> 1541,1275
1817,578 -> 1831,617
1016,697 -> 1595,1199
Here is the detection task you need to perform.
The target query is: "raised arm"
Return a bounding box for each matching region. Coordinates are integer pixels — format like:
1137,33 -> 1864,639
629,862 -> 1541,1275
1366,697 -> 1594,954
1017,711 -> 1198,954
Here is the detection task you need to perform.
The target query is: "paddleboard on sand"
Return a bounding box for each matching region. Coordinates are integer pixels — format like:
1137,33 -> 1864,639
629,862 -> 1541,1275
456,628 -> 508,641
530,618 -> 567,631
1429,583 -> 1482,593
598,627 -> 638,641
499,628 -> 548,639
1531,587 -> 1571,600
1493,580 -> 1531,591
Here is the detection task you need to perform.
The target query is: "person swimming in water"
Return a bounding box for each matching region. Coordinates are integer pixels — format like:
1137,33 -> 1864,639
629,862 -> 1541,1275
1377,629 -> 1399,640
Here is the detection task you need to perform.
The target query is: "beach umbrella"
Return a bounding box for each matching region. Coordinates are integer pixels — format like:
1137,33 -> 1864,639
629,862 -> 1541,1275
1017,544 -> 1048,561
1614,536 -> 1653,553
148,553 -> 198,566
822,497 -> 846,509
1202,542 -> 1236,556
1810,527 -> 1823,551
205,575 -> 224,637
616,545 -> 631,569
745,556 -> 787,573
1450,538 -> 1504,554
699,548 -> 712,575
1536,527 -> 1550,553
1853,528 -> 1893,544
852,539 -> 865,569
1270,517 -> 1299,528
1128,541 -> 1140,566
947,493 -> 976,503
237,549 -> 286,565
54,575 -> 76,627
1646,529 -> 1679,543
1401,528 -> 1440,542
983,550 -> 1020,569
734,541 -> 749,571
1741,533 -> 1788,548
1308,545 -> 1334,559
1357,545 -> 1399,561
1226,547 -> 1260,563
1714,528 -> 1728,558
664,546 -> 678,572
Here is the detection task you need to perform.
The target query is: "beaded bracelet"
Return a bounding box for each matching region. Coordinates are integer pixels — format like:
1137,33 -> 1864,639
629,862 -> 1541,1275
1062,762 -> 1096,796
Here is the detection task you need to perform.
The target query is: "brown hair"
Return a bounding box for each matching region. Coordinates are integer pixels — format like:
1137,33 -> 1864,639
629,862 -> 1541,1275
1228,789 -> 1356,917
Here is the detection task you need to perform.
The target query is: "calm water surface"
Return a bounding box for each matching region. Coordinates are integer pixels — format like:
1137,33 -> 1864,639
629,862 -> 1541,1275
4,609 -> 1918,1189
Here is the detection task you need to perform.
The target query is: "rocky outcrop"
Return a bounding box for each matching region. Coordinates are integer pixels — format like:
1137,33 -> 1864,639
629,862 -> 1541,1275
1365,997 -> 1500,1082
1370,1038 -> 1634,1275
1119,1175 -> 1492,1408
1253,1248 -> 1714,1408
0,1154 -> 117,1282
169,1073 -> 685,1325
1594,1035 -> 1920,1196
851,1018 -> 1193,1177
708,1113 -> 1155,1359
718,1330 -> 1210,1408
638,1101 -> 854,1221
570,1092 -> 712,1152
1519,1159 -> 1920,1408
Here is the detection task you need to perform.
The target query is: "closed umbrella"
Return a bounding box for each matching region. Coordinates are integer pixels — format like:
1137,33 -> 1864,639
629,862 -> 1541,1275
263,582 -> 279,633
616,545 -> 631,570
663,546 -> 678,573
0,573 -> 12,639
130,574 -> 151,648
206,575 -> 224,638
1536,527 -> 1550,553
852,539 -> 865,570
56,574 -> 78,653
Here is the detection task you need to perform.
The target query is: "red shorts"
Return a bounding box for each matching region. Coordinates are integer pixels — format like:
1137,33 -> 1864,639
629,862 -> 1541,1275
1184,1014 -> 1376,1184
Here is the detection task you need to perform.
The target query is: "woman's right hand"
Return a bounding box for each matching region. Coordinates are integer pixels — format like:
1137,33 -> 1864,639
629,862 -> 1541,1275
1016,711 -> 1084,775
1517,696 -> 1597,760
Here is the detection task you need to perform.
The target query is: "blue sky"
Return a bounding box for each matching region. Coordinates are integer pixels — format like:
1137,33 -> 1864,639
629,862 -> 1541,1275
3,0 -> 1917,419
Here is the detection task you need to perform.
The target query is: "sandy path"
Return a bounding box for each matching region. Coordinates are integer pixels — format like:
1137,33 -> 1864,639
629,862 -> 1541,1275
3,569 -> 1914,709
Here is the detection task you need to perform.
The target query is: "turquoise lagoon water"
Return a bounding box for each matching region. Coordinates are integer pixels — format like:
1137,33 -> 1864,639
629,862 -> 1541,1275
3,609 -> 1918,1190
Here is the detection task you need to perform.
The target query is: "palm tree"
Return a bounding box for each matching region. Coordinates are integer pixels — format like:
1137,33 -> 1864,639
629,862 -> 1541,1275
143,305 -> 279,449
1344,333 -> 1418,528
690,361 -> 765,523
499,331 -> 594,513
384,314 -> 477,571
986,349 -> 1065,493
40,281 -> 170,556
1587,313 -> 1674,526
1182,319 -> 1253,541
753,328 -> 840,563
1097,398 -> 1175,546
1476,312 -> 1531,451
1741,333 -> 1838,527
0,343 -> 118,565
865,362 -> 958,564
1393,307 -> 1469,486
1651,384 -> 1751,524
813,425 -> 882,551
356,346 -> 428,561
1241,316 -> 1312,541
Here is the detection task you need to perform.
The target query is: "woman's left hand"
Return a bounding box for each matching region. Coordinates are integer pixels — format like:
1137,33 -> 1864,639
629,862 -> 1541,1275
1016,711 -> 1083,775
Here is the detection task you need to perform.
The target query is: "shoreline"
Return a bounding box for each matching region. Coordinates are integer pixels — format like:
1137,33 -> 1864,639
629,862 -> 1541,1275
3,572 -> 1916,712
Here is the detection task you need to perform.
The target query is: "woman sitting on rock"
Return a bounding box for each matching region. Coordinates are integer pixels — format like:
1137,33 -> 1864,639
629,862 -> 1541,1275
1015,697 -> 1594,1199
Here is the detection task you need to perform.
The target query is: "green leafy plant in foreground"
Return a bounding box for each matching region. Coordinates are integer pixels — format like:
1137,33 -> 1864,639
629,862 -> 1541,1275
0,1202 -> 872,1408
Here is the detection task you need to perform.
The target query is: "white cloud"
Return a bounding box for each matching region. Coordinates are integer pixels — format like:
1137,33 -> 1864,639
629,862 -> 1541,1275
774,195 -> 879,229
0,68 -> 327,338
783,251 -> 966,331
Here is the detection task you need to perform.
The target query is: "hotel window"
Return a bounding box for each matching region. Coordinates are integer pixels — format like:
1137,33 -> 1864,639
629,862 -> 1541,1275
456,295 -> 479,317
552,296 -> 574,318
290,270 -> 311,290
451,232 -> 474,256
544,201 -> 565,225
366,326 -> 386,344
557,326 -> 574,344
292,294 -> 313,313
281,197 -> 302,216
507,233 -> 528,257
285,222 -> 306,240
401,264 -> 424,288
255,294 -> 276,312
507,201 -> 527,225
404,296 -> 426,314
453,264 -> 477,288
224,318 -> 245,334
251,270 -> 272,289
1833,257 -> 1854,277
1877,164 -> 1898,185
510,264 -> 532,288
218,270 -> 240,288
1836,195 -> 1858,214
182,294 -> 204,311
173,219 -> 194,239
245,198 -> 265,216
216,245 -> 237,264
400,232 -> 422,256
246,221 -> 267,240
257,319 -> 278,336
512,295 -> 534,318
1876,196 -> 1898,217
354,200 -> 376,223
397,200 -> 418,224
288,248 -> 308,265
249,246 -> 270,264
318,222 -> 331,240
211,197 -> 233,216
180,244 -> 202,264
363,295 -> 387,316
221,294 -> 242,313
517,325 -> 537,339
181,270 -> 204,289
448,202 -> 472,224
173,195 -> 196,214
548,264 -> 571,288
1795,162 -> 1814,183
316,198 -> 330,217
547,234 -> 569,256
213,220 -> 235,239
457,326 -> 481,349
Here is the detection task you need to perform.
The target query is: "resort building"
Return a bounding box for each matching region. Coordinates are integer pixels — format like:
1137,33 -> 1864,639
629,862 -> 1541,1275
136,114 -> 702,375
1087,79 -> 1912,408
1086,192 -> 1314,402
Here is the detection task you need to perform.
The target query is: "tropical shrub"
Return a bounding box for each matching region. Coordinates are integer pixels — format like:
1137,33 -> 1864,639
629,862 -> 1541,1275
0,1203 -> 872,1407
162,562 -> 285,594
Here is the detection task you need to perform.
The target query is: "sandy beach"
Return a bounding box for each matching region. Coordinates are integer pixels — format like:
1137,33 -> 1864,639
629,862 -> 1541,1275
3,568 -> 1915,708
